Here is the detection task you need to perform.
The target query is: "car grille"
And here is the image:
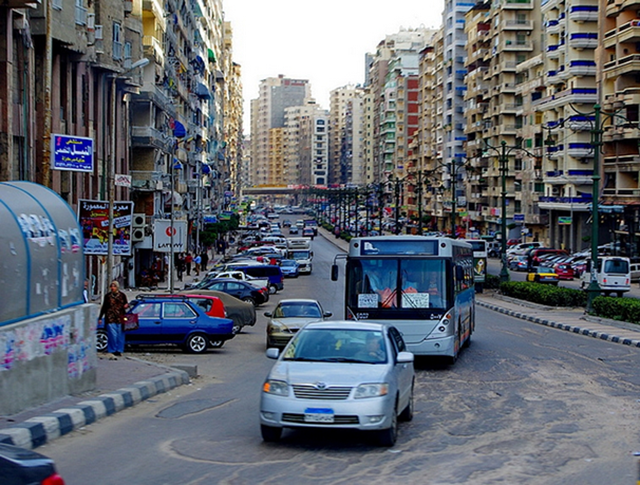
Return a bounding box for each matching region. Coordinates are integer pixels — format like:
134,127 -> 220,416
292,384 -> 352,400
282,413 -> 360,424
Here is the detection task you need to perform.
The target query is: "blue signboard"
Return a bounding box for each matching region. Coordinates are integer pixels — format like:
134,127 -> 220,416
513,213 -> 525,222
52,134 -> 94,172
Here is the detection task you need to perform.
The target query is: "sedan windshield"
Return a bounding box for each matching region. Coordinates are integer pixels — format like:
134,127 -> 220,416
283,329 -> 387,364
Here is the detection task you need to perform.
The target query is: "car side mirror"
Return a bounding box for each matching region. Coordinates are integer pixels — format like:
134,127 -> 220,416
324,312 -> 332,318
266,348 -> 280,359
264,312 -> 272,317
331,264 -> 338,281
396,351 -> 414,364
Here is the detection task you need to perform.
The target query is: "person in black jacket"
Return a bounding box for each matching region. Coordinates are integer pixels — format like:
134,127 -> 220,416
99,281 -> 128,358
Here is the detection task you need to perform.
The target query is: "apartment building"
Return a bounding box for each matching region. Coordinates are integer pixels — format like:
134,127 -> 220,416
536,0 -> 598,251
480,0 -> 540,241
600,0 -> 640,253
250,75 -> 310,186
329,85 -> 365,185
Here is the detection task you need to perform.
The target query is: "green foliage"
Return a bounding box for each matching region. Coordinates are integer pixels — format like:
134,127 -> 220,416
485,274 -> 501,290
199,214 -> 239,247
591,296 -> 640,324
499,281 -> 587,307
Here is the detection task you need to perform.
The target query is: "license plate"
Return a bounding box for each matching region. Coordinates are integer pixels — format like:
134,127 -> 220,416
304,408 -> 334,423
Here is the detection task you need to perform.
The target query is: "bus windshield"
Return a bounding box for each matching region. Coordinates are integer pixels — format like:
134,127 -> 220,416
346,258 -> 448,310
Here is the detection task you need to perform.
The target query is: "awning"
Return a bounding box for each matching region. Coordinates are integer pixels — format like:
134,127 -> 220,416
172,120 -> 186,138
195,82 -> 211,100
208,49 -> 216,63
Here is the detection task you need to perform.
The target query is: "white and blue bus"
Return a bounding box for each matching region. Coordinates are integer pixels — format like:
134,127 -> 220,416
331,236 -> 475,363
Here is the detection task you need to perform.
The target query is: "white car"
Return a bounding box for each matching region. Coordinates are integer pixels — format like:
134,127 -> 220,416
260,321 -> 415,446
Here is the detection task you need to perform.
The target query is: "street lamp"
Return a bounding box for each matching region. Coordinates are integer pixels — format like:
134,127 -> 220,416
483,139 -> 534,283
106,57 -> 150,288
388,175 -> 404,235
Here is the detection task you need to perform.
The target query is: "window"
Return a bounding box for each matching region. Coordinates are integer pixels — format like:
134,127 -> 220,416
113,22 -> 123,60
133,303 -> 161,318
164,303 -> 196,318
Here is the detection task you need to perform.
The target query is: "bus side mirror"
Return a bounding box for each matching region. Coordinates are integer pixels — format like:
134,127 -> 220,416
331,264 -> 339,281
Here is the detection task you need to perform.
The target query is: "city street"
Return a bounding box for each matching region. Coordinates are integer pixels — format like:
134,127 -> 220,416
37,228 -> 640,485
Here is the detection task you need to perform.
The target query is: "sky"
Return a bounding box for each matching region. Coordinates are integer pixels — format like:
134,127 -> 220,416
223,0 -> 445,133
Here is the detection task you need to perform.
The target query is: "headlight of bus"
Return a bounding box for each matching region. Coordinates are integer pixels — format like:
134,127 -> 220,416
354,383 -> 389,399
263,380 -> 289,396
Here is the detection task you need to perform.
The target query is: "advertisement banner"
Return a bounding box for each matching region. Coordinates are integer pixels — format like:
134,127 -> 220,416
52,134 -> 94,172
153,219 -> 188,253
78,200 -> 133,256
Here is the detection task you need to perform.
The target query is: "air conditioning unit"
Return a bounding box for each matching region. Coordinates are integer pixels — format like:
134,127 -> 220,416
95,25 -> 103,40
131,227 -> 146,242
132,213 -> 146,227
124,0 -> 133,13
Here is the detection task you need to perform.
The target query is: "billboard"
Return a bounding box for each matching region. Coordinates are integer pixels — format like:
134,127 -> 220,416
154,219 -> 188,253
52,134 -> 94,172
78,200 -> 133,256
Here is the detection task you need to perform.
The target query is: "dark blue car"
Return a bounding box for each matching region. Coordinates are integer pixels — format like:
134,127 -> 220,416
97,294 -> 235,353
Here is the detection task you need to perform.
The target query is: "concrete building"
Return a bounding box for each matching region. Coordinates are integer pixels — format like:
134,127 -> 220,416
537,0 -> 598,251
250,75 -> 311,187
599,0 -> 640,255
329,85 -> 365,185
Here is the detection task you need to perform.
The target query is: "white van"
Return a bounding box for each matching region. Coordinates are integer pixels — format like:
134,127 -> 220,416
580,256 -> 631,297
630,262 -> 640,283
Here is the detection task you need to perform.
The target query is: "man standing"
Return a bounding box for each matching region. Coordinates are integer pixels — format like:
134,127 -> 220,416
99,281 -> 128,358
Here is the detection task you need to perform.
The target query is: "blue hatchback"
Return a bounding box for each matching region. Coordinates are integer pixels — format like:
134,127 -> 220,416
280,259 -> 300,278
97,294 -> 235,353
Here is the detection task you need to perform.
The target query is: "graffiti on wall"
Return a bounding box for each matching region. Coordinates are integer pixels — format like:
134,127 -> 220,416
0,313 -> 94,378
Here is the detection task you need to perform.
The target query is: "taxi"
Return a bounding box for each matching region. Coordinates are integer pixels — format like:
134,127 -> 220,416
526,266 -> 559,285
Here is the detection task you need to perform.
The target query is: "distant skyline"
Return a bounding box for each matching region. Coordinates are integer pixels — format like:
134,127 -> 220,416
223,0 -> 444,134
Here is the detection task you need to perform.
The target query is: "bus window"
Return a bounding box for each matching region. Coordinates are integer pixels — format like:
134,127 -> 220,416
400,260 -> 446,309
349,259 -> 398,308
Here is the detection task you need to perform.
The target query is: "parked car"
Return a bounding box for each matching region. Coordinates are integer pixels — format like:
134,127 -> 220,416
97,294 -> 235,353
264,298 -> 332,349
280,259 -> 300,278
260,321 -> 415,446
178,289 -> 256,333
553,262 -> 575,280
526,266 -> 559,285
630,262 -> 640,283
508,255 -> 528,271
196,278 -> 269,306
221,263 -> 285,293
579,256 -> 631,297
0,443 -> 65,485
506,238 -> 522,247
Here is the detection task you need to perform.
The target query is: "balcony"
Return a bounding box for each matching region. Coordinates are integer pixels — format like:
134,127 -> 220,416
143,35 -> 164,64
568,32 -> 598,49
131,126 -> 172,150
567,142 -> 594,158
532,88 -> 598,109
604,20 -> 640,50
504,19 -> 533,30
503,40 -> 533,52
545,19 -> 560,34
567,115 -> 595,131
546,44 -> 562,59
130,171 -> 164,191
504,0 -> 533,9
568,59 -> 596,76
569,5 -> 598,22
603,153 -> 640,170
604,54 -> 640,79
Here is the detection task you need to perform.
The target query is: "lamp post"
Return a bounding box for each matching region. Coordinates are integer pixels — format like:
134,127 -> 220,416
450,160 -> 458,237
389,175 -> 403,235
483,139 -> 534,283
106,58 -> 150,288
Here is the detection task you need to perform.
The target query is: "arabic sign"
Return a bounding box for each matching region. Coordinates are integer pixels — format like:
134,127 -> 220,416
153,219 -> 188,252
78,199 -> 133,256
52,134 -> 94,172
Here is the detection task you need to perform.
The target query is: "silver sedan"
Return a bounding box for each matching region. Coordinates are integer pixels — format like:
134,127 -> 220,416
260,321 -> 414,446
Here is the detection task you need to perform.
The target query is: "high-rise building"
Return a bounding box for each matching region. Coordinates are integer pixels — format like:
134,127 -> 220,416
329,85 -> 365,185
251,75 -> 311,187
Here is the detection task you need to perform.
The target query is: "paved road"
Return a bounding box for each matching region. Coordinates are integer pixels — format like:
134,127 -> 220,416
38,227 -> 640,485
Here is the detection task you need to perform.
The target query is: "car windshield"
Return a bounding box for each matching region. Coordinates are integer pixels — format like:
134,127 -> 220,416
538,267 -> 554,273
283,328 -> 387,364
274,302 -> 321,318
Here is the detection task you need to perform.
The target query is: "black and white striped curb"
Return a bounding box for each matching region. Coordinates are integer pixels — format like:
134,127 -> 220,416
477,300 -> 640,348
0,370 -> 189,450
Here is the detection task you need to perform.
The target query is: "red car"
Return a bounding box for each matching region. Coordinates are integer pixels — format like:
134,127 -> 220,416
180,294 -> 227,319
553,263 -> 575,280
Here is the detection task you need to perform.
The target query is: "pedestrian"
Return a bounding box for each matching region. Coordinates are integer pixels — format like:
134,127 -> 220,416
83,279 -> 90,303
200,250 -> 209,270
185,253 -> 193,275
98,280 -> 129,359
176,253 -> 185,281
194,253 -> 202,276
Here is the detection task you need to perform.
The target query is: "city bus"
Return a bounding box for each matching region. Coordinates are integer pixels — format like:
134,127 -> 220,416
331,236 -> 475,363
463,239 -> 487,293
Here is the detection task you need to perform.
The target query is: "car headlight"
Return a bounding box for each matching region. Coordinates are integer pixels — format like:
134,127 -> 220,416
267,321 -> 285,333
354,383 -> 389,399
262,379 -> 289,396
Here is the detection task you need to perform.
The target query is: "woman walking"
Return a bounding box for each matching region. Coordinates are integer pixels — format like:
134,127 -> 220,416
99,281 -> 129,358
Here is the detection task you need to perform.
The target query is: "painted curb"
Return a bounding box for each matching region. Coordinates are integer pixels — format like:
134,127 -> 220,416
0,370 -> 189,450
477,300 -> 640,348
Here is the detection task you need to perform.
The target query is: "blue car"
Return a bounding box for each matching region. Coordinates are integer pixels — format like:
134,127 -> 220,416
280,259 -> 300,278
97,294 -> 235,353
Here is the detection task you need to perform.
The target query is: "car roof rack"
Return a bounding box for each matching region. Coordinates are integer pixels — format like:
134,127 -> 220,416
135,294 -> 190,300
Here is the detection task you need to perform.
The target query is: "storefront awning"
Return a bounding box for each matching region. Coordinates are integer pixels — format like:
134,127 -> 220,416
195,82 -> 211,100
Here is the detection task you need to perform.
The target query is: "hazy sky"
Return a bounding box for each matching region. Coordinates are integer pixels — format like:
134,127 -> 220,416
223,0 -> 444,132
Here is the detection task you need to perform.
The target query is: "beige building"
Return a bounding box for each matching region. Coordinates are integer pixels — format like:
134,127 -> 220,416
329,85 -> 365,185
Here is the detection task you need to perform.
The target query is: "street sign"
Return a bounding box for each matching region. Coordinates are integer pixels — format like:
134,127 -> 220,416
153,219 -> 187,252
558,216 -> 572,225
513,213 -> 525,222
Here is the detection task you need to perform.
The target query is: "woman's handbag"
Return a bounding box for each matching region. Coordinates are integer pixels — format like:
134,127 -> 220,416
122,313 -> 139,331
